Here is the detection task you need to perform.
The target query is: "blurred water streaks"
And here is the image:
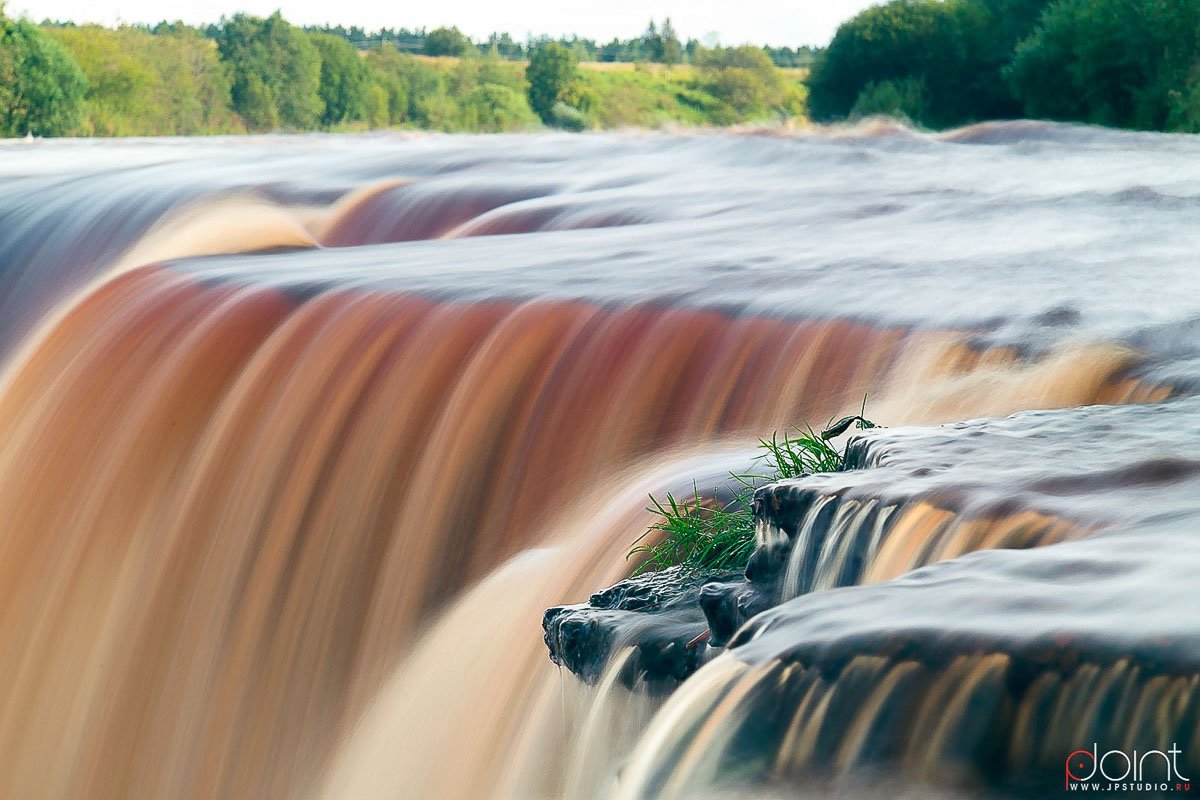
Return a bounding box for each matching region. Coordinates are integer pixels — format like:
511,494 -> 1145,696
0,125 -> 1193,798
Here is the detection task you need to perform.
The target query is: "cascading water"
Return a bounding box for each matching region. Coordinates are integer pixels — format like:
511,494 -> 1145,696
0,125 -> 1196,799
612,402 -> 1200,798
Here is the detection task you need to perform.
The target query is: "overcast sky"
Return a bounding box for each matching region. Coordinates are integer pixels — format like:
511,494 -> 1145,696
9,0 -> 881,47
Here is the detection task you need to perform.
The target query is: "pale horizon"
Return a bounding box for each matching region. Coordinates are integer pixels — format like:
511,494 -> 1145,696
7,0 -> 882,47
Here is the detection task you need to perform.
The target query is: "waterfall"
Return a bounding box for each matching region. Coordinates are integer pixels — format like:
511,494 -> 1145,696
0,127 -> 1194,799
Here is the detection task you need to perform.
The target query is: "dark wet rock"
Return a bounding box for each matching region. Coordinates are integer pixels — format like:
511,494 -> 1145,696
542,440 -> 873,683
541,477 -> 822,681
584,565 -> 724,613
743,535 -> 789,582
698,579 -> 777,647
543,566 -> 742,684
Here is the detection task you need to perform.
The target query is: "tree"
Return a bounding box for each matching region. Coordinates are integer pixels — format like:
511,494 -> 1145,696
526,41 -> 578,124
366,45 -> 443,126
807,0 -> 979,127
365,45 -> 411,125
47,25 -> 239,136
640,20 -> 661,63
0,12 -> 14,120
484,32 -> 523,60
47,26 -> 154,135
217,12 -> 323,131
806,0 -> 1055,128
659,18 -> 682,65
310,32 -> 372,126
423,26 -> 472,57
146,27 -> 241,134
1006,0 -> 1200,130
0,15 -> 87,136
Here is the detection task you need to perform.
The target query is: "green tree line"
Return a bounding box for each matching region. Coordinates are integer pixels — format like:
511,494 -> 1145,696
302,19 -> 817,68
2,6 -> 808,137
808,0 -> 1200,132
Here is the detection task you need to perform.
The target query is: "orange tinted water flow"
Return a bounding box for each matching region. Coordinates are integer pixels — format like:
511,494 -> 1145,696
0,257 -> 1157,798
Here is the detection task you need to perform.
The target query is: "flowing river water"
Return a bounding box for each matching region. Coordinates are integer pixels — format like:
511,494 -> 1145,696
0,123 -> 1197,798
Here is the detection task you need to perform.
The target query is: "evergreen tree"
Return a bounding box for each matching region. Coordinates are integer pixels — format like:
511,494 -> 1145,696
659,18 -> 682,65
641,19 -> 661,62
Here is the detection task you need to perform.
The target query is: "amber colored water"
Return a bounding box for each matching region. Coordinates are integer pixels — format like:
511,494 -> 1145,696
0,125 -> 1194,798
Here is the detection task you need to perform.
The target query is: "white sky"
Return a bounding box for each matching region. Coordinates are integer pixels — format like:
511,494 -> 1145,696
10,0 -> 881,47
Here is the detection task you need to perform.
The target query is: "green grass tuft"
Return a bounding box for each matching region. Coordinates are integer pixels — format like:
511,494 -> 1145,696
628,407 -> 878,574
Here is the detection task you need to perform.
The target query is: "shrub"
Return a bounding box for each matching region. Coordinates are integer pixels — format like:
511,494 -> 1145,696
694,45 -> 789,122
461,83 -> 537,132
850,77 -> 930,123
549,101 -> 588,131
365,83 -> 390,127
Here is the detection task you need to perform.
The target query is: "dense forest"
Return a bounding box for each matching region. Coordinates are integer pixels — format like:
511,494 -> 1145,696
808,0 -> 1200,132
4,0 -> 1200,137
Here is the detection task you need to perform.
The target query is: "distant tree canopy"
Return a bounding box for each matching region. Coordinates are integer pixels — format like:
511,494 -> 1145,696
363,45 -> 411,125
764,45 -> 818,69
309,32 -> 372,126
49,25 -> 238,135
640,19 -> 683,65
0,14 -> 86,136
14,3 -> 1200,137
1007,0 -> 1200,131
302,18 -> 806,69
218,12 -> 323,131
807,0 -> 1200,133
423,26 -> 473,57
526,42 -> 579,125
806,0 -> 1039,128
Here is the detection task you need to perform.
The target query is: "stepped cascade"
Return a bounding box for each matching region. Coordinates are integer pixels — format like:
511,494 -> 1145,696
0,126 -> 1196,798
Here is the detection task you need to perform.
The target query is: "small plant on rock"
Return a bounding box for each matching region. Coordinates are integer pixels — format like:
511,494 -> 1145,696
628,406 -> 877,574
